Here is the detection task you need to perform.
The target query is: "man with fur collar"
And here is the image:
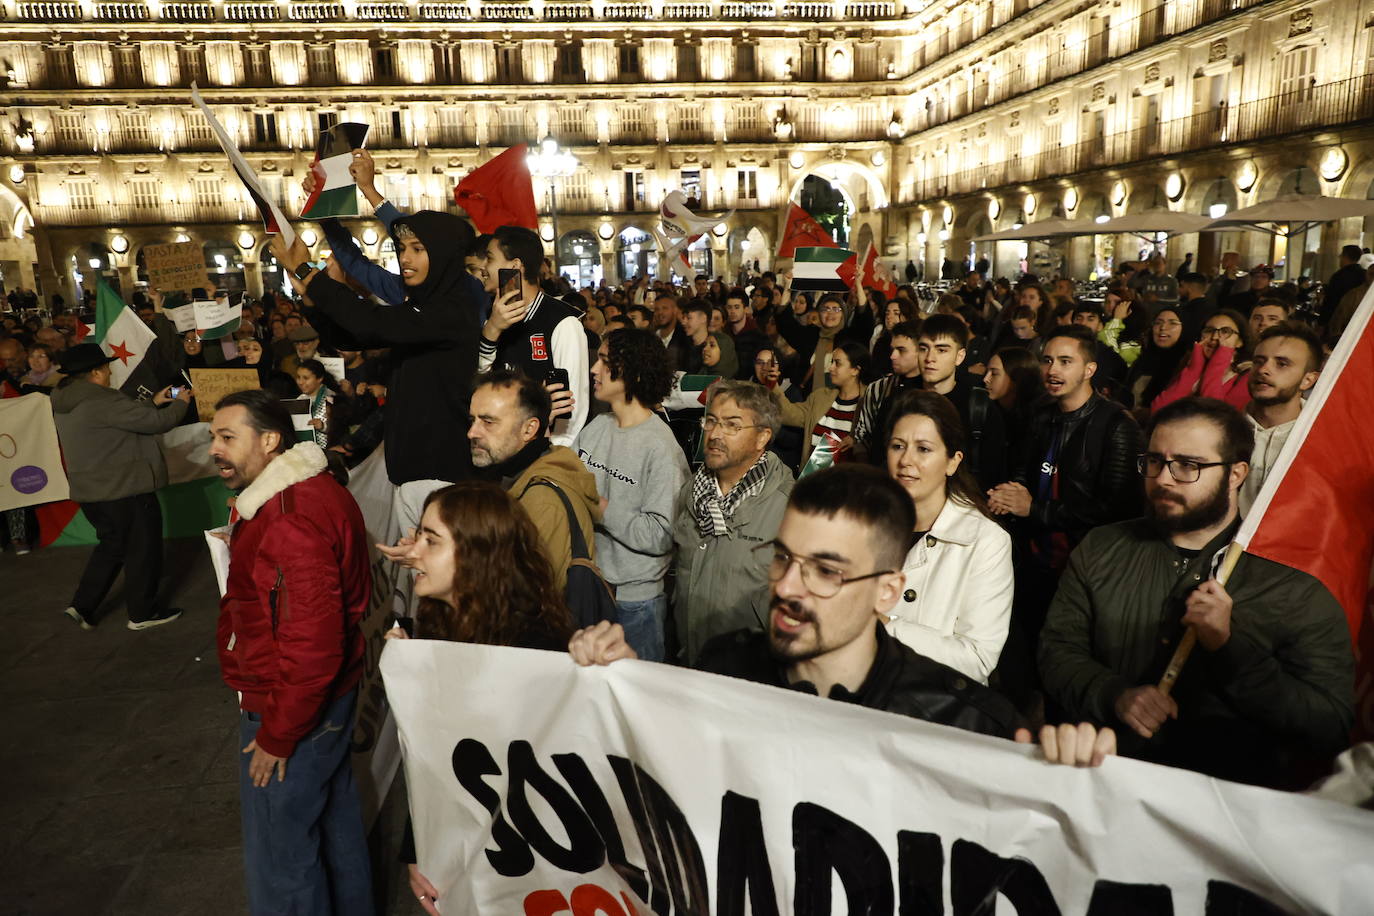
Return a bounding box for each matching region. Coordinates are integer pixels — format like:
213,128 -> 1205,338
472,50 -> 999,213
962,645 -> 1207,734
209,389 -> 374,914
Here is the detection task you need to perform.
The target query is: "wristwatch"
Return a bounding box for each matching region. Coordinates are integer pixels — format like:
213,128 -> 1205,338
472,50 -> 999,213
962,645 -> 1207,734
293,261 -> 316,281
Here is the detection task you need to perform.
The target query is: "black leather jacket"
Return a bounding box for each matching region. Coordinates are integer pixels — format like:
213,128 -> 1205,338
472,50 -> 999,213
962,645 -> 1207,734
1013,393 -> 1145,547
697,626 -> 1021,739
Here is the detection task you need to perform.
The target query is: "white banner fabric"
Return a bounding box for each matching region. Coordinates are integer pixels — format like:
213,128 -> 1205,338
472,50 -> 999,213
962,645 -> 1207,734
0,393 -> 70,511
382,641 -> 1374,915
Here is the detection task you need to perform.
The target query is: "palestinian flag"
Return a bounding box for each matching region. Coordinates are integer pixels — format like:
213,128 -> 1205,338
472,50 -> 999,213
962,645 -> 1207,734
96,280 -> 169,398
192,297 -> 242,340
792,247 -> 858,292
302,121 -> 370,218
191,84 -> 296,246
778,203 -> 839,258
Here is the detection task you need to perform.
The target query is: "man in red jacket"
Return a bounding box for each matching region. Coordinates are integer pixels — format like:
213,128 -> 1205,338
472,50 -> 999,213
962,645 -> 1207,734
209,388 -> 374,915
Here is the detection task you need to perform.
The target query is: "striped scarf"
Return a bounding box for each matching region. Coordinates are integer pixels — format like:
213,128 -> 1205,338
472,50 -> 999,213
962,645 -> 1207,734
691,454 -> 770,537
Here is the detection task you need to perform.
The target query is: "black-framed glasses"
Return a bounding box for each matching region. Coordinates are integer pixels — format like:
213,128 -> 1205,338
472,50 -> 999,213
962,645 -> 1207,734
757,540 -> 893,599
1201,325 -> 1238,339
1137,453 -> 1229,483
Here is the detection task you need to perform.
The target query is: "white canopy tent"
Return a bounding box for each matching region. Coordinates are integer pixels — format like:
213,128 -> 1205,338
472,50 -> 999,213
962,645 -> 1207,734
1089,210 -> 1219,240
1204,194 -> 1374,237
972,217 -> 1095,242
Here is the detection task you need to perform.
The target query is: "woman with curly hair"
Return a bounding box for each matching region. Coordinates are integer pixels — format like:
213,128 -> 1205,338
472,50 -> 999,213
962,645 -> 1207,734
384,480 -> 572,913
573,327 -> 690,661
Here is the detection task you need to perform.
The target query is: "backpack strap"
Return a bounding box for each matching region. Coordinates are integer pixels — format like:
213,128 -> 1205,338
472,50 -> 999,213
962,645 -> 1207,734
521,478 -> 592,562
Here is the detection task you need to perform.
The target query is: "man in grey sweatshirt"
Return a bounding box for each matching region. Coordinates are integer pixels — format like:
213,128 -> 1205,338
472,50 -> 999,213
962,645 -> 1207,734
575,328 -> 689,661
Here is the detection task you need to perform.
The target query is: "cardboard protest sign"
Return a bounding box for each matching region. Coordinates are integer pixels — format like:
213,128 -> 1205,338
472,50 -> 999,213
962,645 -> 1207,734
188,369 -> 259,422
144,242 -> 210,293
0,393 -> 70,511
383,641 -> 1374,915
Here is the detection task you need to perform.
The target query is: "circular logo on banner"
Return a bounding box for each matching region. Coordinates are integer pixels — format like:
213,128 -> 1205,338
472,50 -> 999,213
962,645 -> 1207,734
11,465 -> 48,495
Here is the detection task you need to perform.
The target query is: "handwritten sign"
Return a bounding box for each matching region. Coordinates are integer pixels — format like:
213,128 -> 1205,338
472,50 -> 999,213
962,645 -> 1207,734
144,242 -> 210,294
188,369 -> 260,422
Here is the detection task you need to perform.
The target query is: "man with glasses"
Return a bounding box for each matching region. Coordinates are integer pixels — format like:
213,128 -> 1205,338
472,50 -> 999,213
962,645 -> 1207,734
1039,396 -> 1353,788
672,381 -> 794,664
573,465 -> 1119,763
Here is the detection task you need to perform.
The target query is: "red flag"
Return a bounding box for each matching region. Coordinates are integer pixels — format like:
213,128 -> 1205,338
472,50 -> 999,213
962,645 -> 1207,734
836,253 -> 859,290
777,204 -> 839,259
861,243 -> 898,298
454,144 -> 538,234
1235,285 -> 1374,737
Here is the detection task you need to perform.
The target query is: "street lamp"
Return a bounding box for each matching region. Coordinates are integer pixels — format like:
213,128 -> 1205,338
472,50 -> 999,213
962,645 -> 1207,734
526,136 -> 578,252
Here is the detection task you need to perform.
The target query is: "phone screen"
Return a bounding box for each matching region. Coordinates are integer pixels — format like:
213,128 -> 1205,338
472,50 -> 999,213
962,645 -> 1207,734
498,268 -> 522,303
169,386 -> 184,398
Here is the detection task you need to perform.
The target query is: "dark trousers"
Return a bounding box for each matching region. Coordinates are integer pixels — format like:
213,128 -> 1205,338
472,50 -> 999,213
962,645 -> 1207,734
71,492 -> 163,623
239,689 -> 374,916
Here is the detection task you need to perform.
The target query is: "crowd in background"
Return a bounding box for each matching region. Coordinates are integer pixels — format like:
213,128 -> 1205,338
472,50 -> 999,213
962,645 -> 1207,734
3,180 -> 1371,910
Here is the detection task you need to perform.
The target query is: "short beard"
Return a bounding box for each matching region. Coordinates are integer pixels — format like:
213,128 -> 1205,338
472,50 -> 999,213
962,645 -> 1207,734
1248,380 -> 1302,409
1146,472 -> 1233,535
766,598 -> 823,663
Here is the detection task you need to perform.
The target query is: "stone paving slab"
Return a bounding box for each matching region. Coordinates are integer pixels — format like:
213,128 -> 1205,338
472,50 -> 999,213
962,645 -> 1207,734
0,539 -> 415,915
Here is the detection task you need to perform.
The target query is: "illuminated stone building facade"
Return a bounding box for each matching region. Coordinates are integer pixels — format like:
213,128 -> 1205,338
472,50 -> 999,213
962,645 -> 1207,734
0,0 -> 1371,301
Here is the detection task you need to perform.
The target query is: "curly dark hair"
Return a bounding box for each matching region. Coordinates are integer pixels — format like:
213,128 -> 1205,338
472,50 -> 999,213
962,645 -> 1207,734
415,481 -> 572,645
601,327 -> 675,406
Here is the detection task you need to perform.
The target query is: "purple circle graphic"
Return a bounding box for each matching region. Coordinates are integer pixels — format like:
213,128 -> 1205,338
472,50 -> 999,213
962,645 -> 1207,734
11,465 -> 48,495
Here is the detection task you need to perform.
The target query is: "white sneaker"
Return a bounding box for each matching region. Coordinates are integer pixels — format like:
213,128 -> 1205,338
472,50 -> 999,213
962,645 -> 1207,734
64,606 -> 95,631
127,608 -> 183,631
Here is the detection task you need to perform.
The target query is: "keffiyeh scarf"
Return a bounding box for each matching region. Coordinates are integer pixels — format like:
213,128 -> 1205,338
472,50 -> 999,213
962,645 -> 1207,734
691,454 -> 770,536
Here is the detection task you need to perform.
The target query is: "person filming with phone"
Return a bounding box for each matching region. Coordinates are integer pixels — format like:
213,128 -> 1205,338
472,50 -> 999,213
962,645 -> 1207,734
478,226 -> 589,445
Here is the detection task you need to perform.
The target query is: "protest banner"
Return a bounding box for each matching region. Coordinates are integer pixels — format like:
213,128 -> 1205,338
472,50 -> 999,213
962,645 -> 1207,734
0,393 -> 70,512
162,303 -> 199,333
188,369 -> 260,422
143,242 -> 210,293
342,445 -> 403,826
383,641 -> 1374,915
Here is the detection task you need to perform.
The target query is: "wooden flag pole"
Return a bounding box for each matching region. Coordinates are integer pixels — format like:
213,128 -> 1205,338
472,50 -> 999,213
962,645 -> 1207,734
1158,541 -> 1245,696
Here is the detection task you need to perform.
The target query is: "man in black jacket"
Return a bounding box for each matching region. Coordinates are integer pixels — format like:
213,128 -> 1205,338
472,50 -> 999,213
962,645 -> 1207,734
1321,244 -> 1367,329
987,325 -> 1145,708
917,314 -> 1007,489
571,465 -> 1117,764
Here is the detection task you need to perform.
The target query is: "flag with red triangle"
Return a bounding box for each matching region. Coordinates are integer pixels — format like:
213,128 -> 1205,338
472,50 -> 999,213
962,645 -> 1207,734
861,243 -> 898,298
1234,283 -> 1374,738
778,203 -> 839,259
455,144 -> 539,234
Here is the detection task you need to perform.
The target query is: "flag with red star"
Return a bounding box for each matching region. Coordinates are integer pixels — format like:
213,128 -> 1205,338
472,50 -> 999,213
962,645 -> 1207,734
95,280 -> 168,397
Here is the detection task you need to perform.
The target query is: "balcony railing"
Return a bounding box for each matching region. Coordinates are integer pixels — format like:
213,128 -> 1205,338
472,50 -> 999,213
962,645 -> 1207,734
910,75 -> 1374,203
10,0 -> 903,21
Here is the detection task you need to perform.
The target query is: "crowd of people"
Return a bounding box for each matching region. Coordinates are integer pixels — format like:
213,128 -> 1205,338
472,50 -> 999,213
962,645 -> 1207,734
4,157 -> 1371,912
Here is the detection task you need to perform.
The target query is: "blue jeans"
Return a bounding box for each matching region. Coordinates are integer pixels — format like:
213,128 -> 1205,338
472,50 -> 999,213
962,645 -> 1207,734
239,689 -> 374,916
616,594 -> 666,662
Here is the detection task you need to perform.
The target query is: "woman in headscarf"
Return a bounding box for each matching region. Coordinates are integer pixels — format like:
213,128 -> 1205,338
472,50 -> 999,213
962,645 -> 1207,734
272,212 -> 485,528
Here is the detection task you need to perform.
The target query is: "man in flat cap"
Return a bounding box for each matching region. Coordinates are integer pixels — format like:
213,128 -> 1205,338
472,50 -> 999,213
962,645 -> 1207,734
50,343 -> 193,630
278,324 -> 322,377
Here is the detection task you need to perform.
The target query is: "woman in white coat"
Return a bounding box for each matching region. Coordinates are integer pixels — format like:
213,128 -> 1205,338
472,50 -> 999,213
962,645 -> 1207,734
883,389 -> 1012,683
